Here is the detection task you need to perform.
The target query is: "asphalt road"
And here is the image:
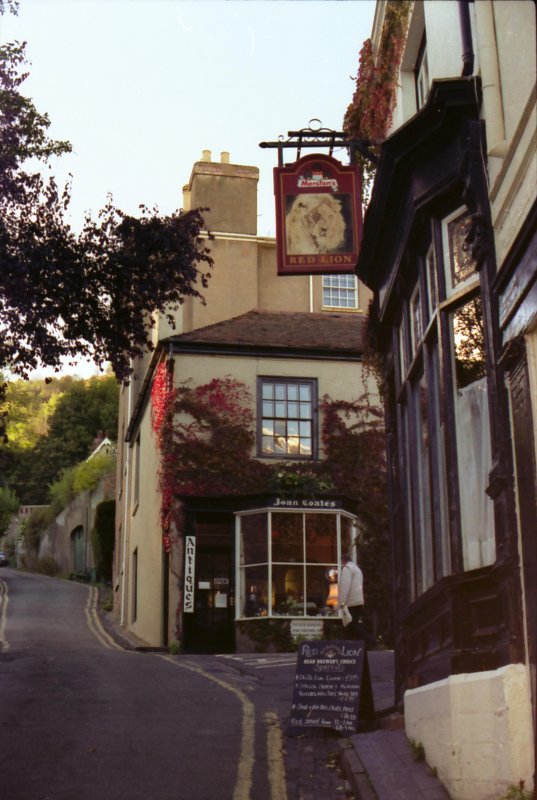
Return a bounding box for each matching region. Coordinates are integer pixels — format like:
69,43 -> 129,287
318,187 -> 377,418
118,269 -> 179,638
0,569 -> 284,800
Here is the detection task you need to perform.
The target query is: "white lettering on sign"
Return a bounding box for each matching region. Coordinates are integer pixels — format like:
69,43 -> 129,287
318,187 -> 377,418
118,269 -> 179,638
184,535 -> 196,613
273,497 -> 338,509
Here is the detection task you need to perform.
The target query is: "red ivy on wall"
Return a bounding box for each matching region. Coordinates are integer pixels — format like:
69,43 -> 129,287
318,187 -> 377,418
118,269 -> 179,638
343,0 -> 412,198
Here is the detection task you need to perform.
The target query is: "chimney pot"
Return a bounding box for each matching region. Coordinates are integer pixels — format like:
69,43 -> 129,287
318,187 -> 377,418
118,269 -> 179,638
202,149 -> 211,162
220,151 -> 230,164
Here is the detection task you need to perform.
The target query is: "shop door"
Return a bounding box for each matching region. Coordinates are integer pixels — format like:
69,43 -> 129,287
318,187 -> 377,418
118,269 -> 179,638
184,546 -> 235,653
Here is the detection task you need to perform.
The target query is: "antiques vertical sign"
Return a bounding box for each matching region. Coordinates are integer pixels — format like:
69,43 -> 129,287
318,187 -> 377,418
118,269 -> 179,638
184,535 -> 196,613
274,153 -> 362,276
288,640 -> 375,735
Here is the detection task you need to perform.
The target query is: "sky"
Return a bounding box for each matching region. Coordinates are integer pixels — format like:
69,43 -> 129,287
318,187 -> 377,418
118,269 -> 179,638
1,0 -> 376,377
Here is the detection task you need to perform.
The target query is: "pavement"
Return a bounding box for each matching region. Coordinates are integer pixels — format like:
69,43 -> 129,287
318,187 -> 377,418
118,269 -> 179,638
97,604 -> 451,800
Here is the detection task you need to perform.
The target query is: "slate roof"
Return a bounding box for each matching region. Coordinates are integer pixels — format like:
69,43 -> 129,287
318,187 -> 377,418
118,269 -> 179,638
163,309 -> 366,359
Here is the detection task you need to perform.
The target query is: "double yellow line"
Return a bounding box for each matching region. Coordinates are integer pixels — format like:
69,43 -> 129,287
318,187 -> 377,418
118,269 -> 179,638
84,589 -> 288,799
159,655 -> 288,800
85,585 -> 124,651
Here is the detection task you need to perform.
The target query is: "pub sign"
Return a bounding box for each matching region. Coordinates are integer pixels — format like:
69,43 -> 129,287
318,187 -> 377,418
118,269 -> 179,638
274,153 -> 362,276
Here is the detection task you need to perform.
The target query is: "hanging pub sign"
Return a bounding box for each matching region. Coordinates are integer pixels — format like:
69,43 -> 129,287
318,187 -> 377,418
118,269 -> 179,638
274,153 -> 362,276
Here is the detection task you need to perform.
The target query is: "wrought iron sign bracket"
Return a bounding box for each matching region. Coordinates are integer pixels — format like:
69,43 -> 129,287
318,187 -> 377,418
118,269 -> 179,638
259,119 -> 378,167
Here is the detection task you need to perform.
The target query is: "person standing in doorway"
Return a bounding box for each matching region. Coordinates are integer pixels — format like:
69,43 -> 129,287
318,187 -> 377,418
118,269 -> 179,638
339,552 -> 374,646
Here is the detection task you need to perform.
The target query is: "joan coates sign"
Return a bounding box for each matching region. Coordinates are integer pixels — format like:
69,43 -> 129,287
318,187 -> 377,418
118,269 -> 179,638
274,153 -> 362,276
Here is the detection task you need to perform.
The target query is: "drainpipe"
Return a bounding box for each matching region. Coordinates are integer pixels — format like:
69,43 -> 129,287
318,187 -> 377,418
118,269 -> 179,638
458,0 -> 475,76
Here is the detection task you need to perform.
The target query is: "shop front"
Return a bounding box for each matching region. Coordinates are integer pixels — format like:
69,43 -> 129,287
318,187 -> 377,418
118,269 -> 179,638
180,496 -> 358,654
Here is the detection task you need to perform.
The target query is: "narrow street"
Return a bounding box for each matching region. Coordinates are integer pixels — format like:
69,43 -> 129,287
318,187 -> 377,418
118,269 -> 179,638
0,569 -> 353,800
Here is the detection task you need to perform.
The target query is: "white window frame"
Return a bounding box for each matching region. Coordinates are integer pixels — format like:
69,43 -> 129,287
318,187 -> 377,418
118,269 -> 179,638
322,274 -> 358,310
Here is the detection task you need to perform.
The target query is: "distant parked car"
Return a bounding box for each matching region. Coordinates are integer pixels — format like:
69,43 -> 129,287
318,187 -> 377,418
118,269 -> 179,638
0,552 -> 9,567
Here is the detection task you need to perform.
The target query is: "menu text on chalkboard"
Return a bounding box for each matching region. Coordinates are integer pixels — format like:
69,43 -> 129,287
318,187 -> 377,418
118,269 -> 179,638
288,640 -> 374,735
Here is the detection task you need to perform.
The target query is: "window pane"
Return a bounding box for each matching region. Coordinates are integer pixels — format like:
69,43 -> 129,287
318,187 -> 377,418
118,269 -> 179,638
451,297 -> 495,570
262,437 -> 274,454
288,402 -> 298,418
288,385 -> 298,401
299,403 -> 311,420
272,513 -> 303,562
242,565 -> 268,616
305,514 -> 337,563
288,420 -> 299,437
263,401 -> 273,417
275,401 -> 286,418
341,517 -> 353,556
299,385 -> 311,401
275,384 -> 286,400
452,296 -> 486,389
306,565 -> 334,615
299,439 -> 312,455
241,514 -> 268,564
445,209 -> 476,292
262,384 -> 273,399
272,564 -> 304,616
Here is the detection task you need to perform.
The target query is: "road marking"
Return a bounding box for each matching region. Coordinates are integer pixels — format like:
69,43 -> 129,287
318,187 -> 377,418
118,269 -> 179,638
265,711 -> 288,800
158,655 -> 255,800
0,579 -> 9,650
84,586 -> 124,651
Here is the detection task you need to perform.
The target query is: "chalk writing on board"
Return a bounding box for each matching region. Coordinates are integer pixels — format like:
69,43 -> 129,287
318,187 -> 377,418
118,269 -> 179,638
288,640 -> 374,735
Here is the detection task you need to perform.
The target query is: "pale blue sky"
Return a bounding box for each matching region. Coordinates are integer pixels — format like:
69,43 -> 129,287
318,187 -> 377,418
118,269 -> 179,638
1,0 -> 376,238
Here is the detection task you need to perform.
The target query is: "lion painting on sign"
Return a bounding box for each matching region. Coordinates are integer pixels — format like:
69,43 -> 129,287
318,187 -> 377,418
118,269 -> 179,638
286,193 -> 347,255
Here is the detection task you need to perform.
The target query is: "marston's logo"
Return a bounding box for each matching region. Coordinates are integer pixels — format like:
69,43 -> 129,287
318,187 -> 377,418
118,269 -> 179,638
297,168 -> 338,192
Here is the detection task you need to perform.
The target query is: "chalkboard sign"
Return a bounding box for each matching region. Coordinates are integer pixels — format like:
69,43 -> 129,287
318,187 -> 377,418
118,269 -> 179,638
288,640 -> 375,735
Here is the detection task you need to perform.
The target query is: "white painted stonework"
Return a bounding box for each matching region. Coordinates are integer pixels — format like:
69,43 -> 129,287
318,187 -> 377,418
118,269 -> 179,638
404,664 -> 534,800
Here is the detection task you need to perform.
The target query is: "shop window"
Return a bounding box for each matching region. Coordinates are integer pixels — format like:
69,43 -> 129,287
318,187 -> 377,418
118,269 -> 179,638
450,296 -> 495,569
237,508 -> 357,619
258,378 -> 316,458
394,208 -> 492,600
322,274 -> 358,309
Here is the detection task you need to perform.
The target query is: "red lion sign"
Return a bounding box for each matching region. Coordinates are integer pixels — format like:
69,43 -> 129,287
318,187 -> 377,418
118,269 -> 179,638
274,153 -> 362,276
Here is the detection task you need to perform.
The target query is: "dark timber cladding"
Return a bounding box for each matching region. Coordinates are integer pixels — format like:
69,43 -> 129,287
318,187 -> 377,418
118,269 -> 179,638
356,77 -> 524,701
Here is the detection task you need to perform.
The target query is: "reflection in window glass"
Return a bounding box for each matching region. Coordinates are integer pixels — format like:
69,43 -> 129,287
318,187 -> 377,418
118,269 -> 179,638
260,379 -> 314,457
272,513 -> 303,563
445,209 -> 476,292
452,296 -> 486,389
450,297 -> 495,570
242,565 -> 268,617
240,514 -> 267,565
305,514 -> 337,563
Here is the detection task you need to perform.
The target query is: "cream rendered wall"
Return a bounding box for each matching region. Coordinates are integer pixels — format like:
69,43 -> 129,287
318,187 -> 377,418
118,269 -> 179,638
405,664 -> 534,800
484,1 -> 536,267
127,406 -> 163,647
172,352 -> 376,460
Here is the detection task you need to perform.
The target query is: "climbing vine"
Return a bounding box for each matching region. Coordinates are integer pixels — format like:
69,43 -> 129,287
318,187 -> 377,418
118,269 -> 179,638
150,370 -> 391,641
344,0 -> 412,198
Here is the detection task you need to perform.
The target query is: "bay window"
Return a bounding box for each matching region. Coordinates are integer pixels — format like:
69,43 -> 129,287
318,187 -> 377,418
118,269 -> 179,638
395,205 -> 495,600
237,507 -> 357,619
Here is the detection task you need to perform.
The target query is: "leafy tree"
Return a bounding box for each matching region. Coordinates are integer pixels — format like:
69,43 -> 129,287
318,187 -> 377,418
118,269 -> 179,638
0,485 -> 18,535
0,30 -> 213,383
4,375 -> 119,504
